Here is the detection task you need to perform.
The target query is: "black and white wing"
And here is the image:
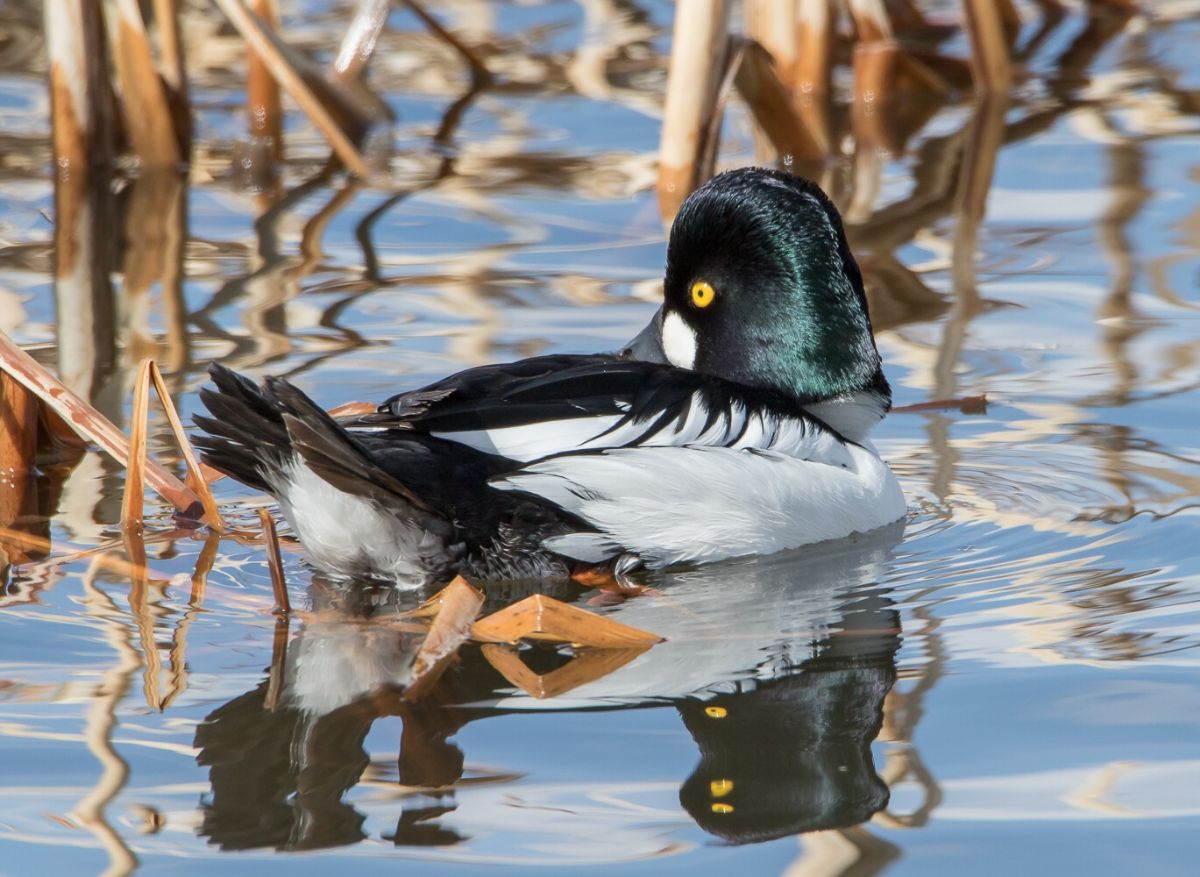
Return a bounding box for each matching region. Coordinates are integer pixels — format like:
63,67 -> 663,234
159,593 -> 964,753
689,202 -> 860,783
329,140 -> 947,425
348,355 -> 855,468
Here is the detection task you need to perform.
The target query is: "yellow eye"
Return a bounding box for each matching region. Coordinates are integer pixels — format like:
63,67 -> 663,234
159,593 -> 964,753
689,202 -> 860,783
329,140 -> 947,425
705,706 -> 727,719
710,779 -> 734,798
690,280 -> 716,309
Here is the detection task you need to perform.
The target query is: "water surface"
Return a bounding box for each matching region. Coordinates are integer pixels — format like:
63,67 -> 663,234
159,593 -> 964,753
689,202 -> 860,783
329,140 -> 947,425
1,2 -> 1199,875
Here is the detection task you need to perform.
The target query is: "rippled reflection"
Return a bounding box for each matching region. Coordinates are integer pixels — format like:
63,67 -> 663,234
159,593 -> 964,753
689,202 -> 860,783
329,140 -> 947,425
192,526 -> 903,855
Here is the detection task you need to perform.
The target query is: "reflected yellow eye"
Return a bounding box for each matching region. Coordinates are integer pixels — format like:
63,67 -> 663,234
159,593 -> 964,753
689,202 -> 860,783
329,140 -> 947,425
705,706 -> 727,719
690,280 -> 716,309
711,803 -> 734,814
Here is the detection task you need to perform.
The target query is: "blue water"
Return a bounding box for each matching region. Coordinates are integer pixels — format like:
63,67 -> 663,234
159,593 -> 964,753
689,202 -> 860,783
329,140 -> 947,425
1,1 -> 1199,874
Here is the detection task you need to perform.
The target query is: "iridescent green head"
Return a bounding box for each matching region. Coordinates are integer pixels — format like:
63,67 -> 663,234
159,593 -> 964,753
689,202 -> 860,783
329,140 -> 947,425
659,168 -> 888,406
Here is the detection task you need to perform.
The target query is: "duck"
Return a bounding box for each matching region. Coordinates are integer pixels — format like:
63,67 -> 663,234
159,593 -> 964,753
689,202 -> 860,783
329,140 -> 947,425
194,167 -> 906,587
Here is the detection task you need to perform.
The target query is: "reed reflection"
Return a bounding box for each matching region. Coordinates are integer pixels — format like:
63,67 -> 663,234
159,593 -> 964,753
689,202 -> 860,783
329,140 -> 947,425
194,524 -> 905,856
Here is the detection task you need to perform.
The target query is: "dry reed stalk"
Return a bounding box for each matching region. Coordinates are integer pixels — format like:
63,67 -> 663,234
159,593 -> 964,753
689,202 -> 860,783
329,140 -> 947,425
472,593 -> 663,647
109,0 -> 185,167
0,333 -> 202,517
246,0 -> 283,167
847,0 -> 894,42
745,0 -> 798,87
735,39 -> 826,161
962,0 -> 1014,94
893,394 -> 988,415
44,0 -> 116,175
480,643 -> 650,699
658,0 -> 731,219
399,0 -> 493,88
256,508 -> 290,614
996,0 -> 1023,41
120,359 -> 153,529
0,375 -> 39,567
851,41 -> 948,152
147,361 -> 224,526
405,576 -> 486,699
121,358 -> 224,529
213,0 -> 373,177
796,0 -> 836,96
334,0 -> 391,81
46,1 -> 119,403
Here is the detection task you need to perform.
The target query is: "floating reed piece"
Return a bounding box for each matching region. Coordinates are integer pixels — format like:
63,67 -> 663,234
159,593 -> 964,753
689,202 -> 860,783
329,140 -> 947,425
405,576 -> 486,699
472,593 -> 664,648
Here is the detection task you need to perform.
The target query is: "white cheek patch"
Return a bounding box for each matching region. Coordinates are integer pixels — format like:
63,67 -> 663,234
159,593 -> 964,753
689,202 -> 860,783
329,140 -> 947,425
661,310 -> 698,370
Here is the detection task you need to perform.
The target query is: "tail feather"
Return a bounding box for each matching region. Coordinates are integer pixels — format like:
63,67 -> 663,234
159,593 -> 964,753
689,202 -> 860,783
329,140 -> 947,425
196,364 -> 441,520
193,364 -> 292,493
264,376 -> 436,515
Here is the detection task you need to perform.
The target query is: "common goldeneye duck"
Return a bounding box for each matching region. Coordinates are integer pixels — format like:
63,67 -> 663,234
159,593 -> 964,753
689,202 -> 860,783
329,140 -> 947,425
195,167 -> 905,587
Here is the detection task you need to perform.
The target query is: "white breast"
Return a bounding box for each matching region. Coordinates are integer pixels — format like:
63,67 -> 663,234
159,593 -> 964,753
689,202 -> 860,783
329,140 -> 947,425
493,443 -> 906,567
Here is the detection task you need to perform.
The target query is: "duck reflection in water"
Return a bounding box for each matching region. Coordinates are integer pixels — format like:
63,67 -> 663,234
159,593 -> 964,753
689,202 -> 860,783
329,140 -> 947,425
194,524 -> 903,854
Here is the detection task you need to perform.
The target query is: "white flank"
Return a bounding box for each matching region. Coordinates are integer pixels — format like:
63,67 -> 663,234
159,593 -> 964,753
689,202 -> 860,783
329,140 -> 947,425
494,444 -> 906,567
660,310 -> 697,369
803,390 -> 889,442
276,462 -> 442,587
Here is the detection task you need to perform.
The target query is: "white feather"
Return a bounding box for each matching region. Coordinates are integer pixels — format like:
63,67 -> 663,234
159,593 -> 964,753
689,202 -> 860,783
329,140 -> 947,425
493,443 -> 905,567
804,390 -> 889,442
431,415 -> 628,462
428,390 -> 849,466
661,311 -> 697,369
276,462 -> 442,586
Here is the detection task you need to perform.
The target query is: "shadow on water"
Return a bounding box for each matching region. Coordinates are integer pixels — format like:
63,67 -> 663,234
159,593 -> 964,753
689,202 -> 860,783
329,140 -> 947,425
194,525 -> 904,853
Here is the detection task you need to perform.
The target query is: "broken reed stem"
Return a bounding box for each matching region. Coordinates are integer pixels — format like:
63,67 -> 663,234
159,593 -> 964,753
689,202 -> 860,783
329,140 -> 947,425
121,360 -> 153,530
257,508 -> 290,614
145,361 -> 223,527
892,394 -> 988,415
121,359 -> 224,530
213,0 -> 371,176
0,332 -> 202,517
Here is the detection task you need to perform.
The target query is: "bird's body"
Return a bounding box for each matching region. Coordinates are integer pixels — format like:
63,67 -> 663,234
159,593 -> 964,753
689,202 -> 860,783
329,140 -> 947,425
195,169 -> 906,587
